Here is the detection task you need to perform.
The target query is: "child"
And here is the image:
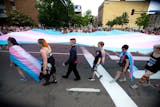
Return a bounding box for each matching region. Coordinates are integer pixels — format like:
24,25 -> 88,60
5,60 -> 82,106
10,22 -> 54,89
88,41 -> 105,81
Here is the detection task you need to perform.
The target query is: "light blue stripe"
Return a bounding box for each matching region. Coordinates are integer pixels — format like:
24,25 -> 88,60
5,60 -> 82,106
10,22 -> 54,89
10,54 -> 40,82
0,40 -> 7,45
32,29 -> 138,36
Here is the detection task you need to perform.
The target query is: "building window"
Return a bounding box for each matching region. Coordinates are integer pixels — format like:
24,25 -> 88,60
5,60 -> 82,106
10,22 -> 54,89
10,1 -> 15,6
0,0 -> 7,18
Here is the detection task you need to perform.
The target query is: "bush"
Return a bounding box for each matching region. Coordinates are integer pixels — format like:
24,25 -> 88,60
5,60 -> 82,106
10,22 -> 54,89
7,10 -> 34,26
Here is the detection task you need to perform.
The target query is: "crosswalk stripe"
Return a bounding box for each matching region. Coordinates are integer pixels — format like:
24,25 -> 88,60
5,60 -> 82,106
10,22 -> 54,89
81,47 -> 138,107
108,55 -> 149,61
66,88 -> 100,93
133,70 -> 160,79
107,53 -> 160,79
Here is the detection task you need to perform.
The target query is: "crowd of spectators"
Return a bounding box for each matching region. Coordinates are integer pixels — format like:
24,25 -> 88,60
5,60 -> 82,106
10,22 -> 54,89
124,27 -> 160,35
58,26 -> 160,36
0,25 -> 32,35
0,25 -> 160,36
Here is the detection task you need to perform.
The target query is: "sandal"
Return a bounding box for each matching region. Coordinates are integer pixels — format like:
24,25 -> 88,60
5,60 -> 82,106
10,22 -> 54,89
139,75 -> 149,84
154,83 -> 160,88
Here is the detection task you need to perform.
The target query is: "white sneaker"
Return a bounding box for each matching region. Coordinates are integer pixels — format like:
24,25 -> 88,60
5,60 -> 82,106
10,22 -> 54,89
98,75 -> 103,79
88,78 -> 95,81
109,79 -> 116,83
130,84 -> 138,89
119,78 -> 126,82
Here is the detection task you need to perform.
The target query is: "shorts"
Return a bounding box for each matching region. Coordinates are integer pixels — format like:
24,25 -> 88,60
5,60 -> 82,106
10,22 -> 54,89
145,67 -> 159,73
91,64 -> 99,72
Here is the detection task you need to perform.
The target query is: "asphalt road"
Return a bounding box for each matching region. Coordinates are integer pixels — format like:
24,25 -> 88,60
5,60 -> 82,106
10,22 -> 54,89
0,44 -> 160,107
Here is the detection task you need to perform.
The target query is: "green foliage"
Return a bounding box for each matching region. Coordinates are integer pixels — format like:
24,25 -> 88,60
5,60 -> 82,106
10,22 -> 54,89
121,12 -> 129,25
106,20 -> 115,27
84,9 -> 94,24
135,13 -> 150,28
71,14 -> 82,26
106,12 -> 129,27
71,14 -> 90,26
36,0 -> 74,27
71,9 -> 95,27
84,10 -> 92,18
82,16 -> 89,26
7,10 -> 34,26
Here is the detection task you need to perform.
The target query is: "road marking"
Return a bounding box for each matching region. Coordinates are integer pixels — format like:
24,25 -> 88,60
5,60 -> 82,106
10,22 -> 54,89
108,55 -> 149,61
66,88 -> 100,93
107,54 -> 160,79
0,50 -> 83,55
81,47 -> 138,107
133,70 -> 160,79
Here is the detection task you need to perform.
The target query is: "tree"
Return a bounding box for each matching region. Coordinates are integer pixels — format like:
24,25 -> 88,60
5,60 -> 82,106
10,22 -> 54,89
81,16 -> 89,26
36,0 -> 74,27
84,10 -> 92,18
106,12 -> 129,28
71,14 -> 82,26
7,10 -> 34,26
135,12 -> 150,29
121,12 -> 129,26
83,9 -> 95,24
106,20 -> 115,28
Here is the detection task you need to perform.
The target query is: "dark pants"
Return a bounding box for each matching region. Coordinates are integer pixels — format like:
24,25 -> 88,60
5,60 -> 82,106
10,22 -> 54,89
66,64 -> 80,79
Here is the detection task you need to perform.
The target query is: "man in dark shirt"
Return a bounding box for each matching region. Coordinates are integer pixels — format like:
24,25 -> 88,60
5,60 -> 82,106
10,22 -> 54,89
62,38 -> 80,81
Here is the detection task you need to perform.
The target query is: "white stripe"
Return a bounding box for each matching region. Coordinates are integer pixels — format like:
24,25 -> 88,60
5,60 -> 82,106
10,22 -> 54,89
108,55 -> 149,61
81,47 -> 138,107
0,50 -> 83,55
133,70 -> 160,79
133,56 -> 149,61
66,88 -> 100,93
12,46 -> 41,70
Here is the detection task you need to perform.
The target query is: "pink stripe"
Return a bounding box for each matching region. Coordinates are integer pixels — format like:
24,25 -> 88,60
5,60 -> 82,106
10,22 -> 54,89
9,46 -> 40,75
1,30 -> 160,52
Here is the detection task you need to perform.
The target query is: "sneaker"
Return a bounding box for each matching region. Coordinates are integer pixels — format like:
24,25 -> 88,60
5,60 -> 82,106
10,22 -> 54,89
109,79 -> 116,83
130,84 -> 138,89
43,82 -> 50,86
119,78 -> 126,82
62,75 -> 68,79
74,78 -> 80,81
88,77 -> 95,81
98,75 -> 103,79
51,80 -> 57,84
20,77 -> 28,81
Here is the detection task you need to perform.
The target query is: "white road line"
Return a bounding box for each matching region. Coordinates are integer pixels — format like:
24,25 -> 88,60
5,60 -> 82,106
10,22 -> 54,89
108,55 -> 149,61
108,54 -> 160,79
133,70 -> 160,79
0,50 -> 83,55
66,88 -> 100,93
81,47 -> 138,107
